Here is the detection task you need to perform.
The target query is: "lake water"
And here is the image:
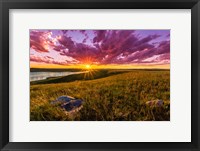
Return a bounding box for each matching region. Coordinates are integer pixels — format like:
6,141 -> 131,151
30,71 -> 84,82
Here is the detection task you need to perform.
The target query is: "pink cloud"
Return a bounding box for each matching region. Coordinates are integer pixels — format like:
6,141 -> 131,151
30,30 -> 54,53
30,30 -> 170,65
30,55 -> 68,65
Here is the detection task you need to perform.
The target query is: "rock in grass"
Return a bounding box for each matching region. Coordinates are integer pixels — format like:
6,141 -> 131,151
61,99 -> 83,111
57,96 -> 75,102
146,99 -> 164,107
51,96 -> 83,112
50,96 -> 75,104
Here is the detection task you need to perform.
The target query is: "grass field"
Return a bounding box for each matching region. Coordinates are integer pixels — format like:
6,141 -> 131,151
30,69 -> 170,121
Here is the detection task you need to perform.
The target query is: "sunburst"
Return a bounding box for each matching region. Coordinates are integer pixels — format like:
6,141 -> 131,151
85,64 -> 91,69
81,64 -> 97,79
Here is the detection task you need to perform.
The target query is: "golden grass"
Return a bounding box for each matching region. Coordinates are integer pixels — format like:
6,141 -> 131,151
30,70 -> 170,121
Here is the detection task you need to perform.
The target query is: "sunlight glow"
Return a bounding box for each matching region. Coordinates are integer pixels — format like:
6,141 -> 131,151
85,64 -> 91,69
30,63 -> 170,69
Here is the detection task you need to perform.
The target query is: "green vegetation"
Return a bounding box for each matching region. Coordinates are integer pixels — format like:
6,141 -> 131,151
30,70 -> 170,121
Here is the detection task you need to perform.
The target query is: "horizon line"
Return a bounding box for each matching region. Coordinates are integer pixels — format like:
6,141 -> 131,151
30,64 -> 170,70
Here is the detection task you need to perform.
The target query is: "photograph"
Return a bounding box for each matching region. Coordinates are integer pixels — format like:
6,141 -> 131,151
30,29 -> 170,121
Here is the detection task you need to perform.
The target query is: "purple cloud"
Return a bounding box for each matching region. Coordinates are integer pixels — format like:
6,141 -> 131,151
30,55 -> 68,65
30,30 -> 170,65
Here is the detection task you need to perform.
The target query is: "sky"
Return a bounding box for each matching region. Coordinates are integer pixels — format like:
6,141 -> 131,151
30,30 -> 170,69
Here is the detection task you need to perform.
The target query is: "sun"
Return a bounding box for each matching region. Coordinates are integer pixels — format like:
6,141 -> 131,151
85,64 -> 91,69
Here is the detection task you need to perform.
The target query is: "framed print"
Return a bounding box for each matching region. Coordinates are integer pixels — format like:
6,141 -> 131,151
0,0 -> 200,151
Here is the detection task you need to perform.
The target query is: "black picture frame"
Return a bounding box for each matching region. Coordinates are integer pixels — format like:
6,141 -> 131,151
0,0 -> 200,150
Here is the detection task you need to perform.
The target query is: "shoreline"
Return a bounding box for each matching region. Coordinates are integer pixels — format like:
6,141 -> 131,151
30,71 -> 87,82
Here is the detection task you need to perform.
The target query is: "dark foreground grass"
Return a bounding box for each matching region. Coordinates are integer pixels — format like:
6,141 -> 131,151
30,70 -> 170,121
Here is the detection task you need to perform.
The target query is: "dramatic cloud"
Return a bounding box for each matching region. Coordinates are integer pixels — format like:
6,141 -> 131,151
30,30 -> 170,66
30,55 -> 68,65
30,30 -> 58,53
